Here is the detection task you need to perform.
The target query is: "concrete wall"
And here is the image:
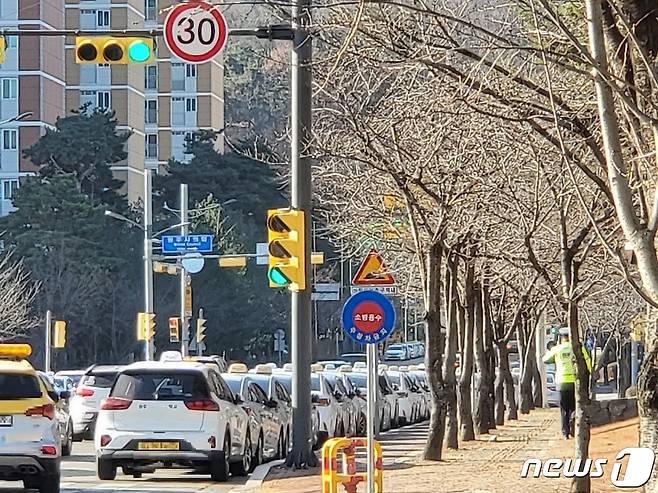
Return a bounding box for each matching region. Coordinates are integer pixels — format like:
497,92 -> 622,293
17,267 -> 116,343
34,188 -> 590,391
591,398 -> 638,427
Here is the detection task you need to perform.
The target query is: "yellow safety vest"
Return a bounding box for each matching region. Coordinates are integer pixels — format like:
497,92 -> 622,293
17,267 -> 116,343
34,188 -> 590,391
542,341 -> 592,385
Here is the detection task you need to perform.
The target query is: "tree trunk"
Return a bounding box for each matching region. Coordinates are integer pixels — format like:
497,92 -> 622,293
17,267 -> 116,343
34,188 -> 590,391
443,253 -> 459,449
423,241 -> 448,461
585,1 -> 658,487
458,256 -> 476,441
474,282 -> 492,434
519,315 -> 536,414
494,342 -> 505,426
569,301 -> 592,493
532,356 -> 543,408
482,283 -> 497,430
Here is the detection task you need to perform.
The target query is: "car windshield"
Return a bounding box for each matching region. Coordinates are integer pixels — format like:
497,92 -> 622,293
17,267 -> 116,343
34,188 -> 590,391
311,374 -> 322,392
223,377 -> 244,396
0,373 -> 42,400
249,375 -> 272,396
388,374 -> 401,386
111,371 -> 209,401
348,373 -> 367,388
387,345 -> 403,351
82,371 -> 118,388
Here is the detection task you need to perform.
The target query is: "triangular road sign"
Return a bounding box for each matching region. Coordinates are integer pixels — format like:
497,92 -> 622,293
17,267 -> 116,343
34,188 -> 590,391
352,249 -> 396,285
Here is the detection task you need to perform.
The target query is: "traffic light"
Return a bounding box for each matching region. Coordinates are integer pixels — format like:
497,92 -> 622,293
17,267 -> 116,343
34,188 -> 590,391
169,317 -> 180,343
154,261 -> 179,275
75,36 -> 154,64
137,312 -> 155,341
53,321 -> 66,348
197,318 -> 207,344
267,208 -> 306,291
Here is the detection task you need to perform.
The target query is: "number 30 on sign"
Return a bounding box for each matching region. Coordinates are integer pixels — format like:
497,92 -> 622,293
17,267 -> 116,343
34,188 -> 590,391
164,1 -> 228,64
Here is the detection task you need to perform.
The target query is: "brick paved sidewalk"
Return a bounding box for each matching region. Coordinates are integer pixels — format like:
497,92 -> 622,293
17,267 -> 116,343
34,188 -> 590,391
253,408 -> 579,493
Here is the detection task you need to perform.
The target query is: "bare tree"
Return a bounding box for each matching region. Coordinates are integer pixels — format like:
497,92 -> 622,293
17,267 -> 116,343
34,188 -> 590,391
0,254 -> 39,340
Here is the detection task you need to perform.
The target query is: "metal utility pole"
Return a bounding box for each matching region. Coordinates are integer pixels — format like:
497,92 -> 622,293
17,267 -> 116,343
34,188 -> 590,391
44,310 -> 52,372
286,0 -> 316,467
179,183 -> 190,357
143,169 -> 155,361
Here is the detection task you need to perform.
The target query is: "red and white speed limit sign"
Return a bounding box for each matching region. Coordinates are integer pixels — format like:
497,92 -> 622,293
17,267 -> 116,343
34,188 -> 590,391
164,1 -> 228,64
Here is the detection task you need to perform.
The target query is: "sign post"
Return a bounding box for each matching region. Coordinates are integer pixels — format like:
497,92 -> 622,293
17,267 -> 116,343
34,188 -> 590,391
342,290 -> 396,493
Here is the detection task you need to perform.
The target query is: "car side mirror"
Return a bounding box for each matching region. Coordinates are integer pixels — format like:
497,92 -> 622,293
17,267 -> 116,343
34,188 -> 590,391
354,388 -> 362,397
348,391 -> 356,399
48,391 -> 59,403
311,394 -> 320,404
267,398 -> 278,409
234,395 -> 244,405
333,390 -> 343,400
60,391 -> 71,400
392,384 -> 400,392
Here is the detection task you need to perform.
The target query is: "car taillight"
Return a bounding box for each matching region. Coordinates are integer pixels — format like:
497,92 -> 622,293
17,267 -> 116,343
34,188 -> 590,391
76,387 -> 94,397
26,404 -> 55,420
208,436 -> 217,448
100,397 -> 132,410
316,397 -> 331,406
185,399 -> 219,411
41,446 -> 57,456
100,435 -> 112,447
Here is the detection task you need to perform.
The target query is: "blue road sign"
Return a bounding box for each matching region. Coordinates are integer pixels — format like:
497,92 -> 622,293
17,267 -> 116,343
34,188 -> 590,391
162,234 -> 214,254
341,290 -> 396,345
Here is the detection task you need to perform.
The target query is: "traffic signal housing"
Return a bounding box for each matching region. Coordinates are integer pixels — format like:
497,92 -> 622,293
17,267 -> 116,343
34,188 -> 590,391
197,318 -> 207,344
137,312 -> 155,341
53,321 -> 66,348
75,36 -> 154,64
169,317 -> 180,343
267,209 -> 306,291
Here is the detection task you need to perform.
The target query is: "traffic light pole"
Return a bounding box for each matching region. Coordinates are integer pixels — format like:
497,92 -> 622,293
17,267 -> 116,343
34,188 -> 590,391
144,169 -> 155,361
286,0 -> 316,468
180,184 -> 190,358
44,309 -> 51,372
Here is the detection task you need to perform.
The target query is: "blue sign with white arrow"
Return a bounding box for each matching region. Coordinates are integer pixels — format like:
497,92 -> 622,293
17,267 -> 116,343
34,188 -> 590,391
161,234 -> 214,254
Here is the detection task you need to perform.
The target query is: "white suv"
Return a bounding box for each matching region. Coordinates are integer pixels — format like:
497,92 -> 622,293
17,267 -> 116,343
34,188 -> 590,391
95,361 -> 251,482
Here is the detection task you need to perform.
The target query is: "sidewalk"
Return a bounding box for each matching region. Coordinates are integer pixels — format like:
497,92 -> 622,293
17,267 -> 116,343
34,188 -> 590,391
252,409 -> 641,493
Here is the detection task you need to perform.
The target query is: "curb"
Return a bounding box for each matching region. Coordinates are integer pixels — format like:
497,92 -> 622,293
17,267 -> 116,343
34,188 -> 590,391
229,459 -> 285,493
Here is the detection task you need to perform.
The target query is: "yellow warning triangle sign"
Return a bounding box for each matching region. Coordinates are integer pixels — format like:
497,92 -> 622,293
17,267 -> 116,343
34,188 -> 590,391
352,249 -> 396,285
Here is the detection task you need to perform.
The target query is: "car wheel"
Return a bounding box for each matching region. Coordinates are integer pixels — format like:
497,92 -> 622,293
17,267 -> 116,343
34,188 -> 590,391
230,432 -> 252,477
72,432 -> 83,443
278,431 -> 286,459
358,412 -> 367,436
37,474 -> 60,493
62,420 -> 73,456
210,432 -> 230,482
97,458 -> 116,481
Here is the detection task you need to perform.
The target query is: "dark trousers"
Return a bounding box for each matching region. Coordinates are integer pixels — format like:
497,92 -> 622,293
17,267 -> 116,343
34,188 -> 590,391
559,382 -> 575,437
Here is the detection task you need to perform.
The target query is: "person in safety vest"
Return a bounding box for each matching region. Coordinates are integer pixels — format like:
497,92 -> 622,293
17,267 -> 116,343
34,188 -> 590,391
542,327 -> 592,439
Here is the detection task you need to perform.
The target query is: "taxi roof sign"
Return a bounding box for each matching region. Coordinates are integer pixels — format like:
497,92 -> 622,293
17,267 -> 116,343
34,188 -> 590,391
0,344 -> 32,359
352,249 -> 395,285
254,364 -> 273,375
228,363 -> 248,374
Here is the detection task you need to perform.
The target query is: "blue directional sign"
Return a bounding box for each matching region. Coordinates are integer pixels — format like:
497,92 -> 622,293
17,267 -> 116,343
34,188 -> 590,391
342,290 -> 396,345
161,234 -> 214,254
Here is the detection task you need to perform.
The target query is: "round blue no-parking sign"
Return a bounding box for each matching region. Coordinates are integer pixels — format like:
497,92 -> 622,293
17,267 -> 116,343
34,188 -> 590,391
341,290 -> 396,345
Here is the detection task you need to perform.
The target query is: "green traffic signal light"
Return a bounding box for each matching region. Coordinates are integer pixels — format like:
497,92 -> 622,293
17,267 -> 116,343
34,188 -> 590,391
128,40 -> 151,63
268,267 -> 291,287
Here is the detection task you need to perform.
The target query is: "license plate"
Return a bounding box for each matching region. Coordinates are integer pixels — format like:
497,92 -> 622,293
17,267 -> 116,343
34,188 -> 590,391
0,416 -> 12,427
138,441 -> 179,451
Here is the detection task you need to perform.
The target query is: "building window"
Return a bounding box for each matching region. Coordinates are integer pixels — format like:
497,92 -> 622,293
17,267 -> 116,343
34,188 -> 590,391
96,10 -> 110,27
145,0 -> 156,21
6,36 -> 17,49
1,78 -> 17,99
144,65 -> 157,90
171,97 -> 185,125
185,64 -> 196,78
145,134 -> 158,158
96,91 -> 110,111
2,129 -> 17,150
79,10 -> 96,29
171,63 -> 185,91
79,65 -> 97,85
185,98 -> 196,112
145,99 -> 157,124
2,180 -> 18,200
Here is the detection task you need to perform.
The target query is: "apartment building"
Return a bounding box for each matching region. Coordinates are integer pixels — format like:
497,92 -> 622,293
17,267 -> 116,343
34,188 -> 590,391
0,0 -> 225,213
0,0 -> 66,216
64,0 -> 225,201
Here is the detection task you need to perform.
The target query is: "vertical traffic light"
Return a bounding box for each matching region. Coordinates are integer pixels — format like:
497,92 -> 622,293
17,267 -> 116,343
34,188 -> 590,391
75,37 -> 154,64
137,312 -> 155,341
53,321 -> 66,348
196,318 -> 207,344
267,209 -> 306,291
169,317 -> 180,343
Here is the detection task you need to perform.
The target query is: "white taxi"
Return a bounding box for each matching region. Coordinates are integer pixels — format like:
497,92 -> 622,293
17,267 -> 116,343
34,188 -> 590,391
95,360 -> 250,482
0,344 -> 61,493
